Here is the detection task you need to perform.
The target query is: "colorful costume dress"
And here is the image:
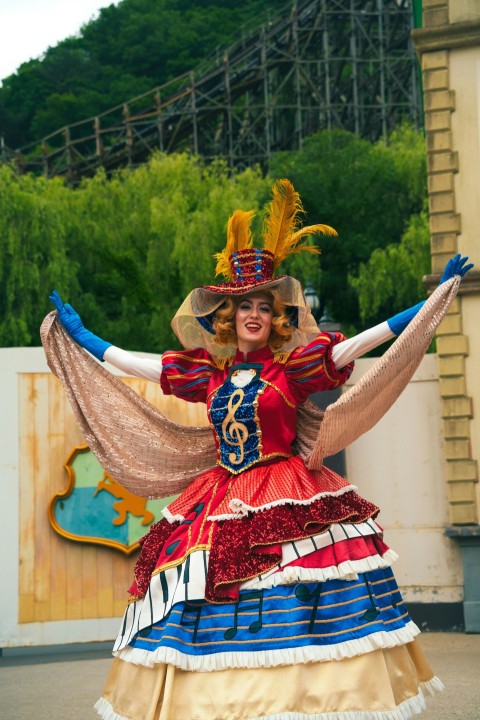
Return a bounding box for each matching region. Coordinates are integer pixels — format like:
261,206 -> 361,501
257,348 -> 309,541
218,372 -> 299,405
42,180 -> 456,719
94,335 -> 442,720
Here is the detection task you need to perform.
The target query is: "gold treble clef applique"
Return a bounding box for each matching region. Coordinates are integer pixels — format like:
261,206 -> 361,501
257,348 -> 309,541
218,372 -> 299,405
221,389 -> 248,465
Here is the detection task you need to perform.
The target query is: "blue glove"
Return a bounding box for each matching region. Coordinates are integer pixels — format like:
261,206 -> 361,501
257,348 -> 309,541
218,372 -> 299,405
440,253 -> 474,283
387,301 -> 424,336
49,290 -> 112,361
387,254 -> 474,336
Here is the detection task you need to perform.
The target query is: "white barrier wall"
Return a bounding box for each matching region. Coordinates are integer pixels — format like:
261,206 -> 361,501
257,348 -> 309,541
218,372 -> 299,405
1,348 -> 119,648
344,354 -> 463,605
0,348 -> 463,648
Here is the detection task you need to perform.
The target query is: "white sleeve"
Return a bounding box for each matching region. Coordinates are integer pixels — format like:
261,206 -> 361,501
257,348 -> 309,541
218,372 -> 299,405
331,321 -> 395,370
103,346 -> 163,382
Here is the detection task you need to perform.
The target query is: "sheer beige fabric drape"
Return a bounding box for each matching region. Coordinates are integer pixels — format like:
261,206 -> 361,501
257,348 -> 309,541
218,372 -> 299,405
40,277 -> 459,498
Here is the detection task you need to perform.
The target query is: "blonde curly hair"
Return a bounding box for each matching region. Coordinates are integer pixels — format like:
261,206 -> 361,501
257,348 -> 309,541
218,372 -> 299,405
213,291 -> 293,350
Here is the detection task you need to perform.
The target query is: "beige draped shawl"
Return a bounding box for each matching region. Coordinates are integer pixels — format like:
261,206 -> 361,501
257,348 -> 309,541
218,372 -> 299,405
40,277 -> 459,498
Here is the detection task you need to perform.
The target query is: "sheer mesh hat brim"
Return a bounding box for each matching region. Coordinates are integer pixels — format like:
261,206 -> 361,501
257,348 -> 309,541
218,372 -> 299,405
171,275 -> 321,356
169,180 -> 335,356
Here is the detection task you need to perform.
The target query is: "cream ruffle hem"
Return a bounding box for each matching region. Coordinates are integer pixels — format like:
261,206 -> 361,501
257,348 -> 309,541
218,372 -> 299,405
113,621 -> 421,671
95,641 -> 443,720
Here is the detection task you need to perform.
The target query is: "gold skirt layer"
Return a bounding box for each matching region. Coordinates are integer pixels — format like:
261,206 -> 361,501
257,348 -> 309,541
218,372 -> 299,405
97,639 -> 440,720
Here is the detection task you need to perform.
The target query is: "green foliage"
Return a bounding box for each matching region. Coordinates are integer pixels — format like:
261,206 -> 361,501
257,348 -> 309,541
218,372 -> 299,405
0,0 -> 283,148
74,155 -> 271,351
269,125 -> 428,330
0,166 -> 77,345
0,153 -> 269,350
351,206 -> 431,322
0,126 -> 431,349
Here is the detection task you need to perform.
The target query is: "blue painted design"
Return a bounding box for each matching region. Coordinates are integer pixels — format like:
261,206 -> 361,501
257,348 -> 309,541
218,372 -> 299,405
166,540 -> 181,556
128,569 -> 410,658
182,503 -> 205,525
285,306 -> 299,329
162,359 -> 212,397
51,447 -> 173,552
162,361 -> 213,375
231,251 -> 243,280
285,340 -> 331,380
255,252 -> 262,276
54,486 -> 128,543
209,369 -> 266,472
285,340 -> 328,360
175,377 -> 211,391
196,311 -> 217,335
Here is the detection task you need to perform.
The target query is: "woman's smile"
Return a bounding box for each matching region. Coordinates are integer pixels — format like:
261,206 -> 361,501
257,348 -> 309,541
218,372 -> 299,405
235,292 -> 273,353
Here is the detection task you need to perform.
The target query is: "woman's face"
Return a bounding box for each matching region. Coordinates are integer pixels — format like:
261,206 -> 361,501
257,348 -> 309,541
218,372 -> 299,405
235,292 -> 273,353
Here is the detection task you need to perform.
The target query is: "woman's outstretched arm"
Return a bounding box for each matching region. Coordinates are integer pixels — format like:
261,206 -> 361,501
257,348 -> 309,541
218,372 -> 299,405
49,290 -> 162,382
331,254 -> 473,370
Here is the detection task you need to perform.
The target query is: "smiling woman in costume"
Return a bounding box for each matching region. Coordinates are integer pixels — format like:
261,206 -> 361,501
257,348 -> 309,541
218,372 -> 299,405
44,179 -> 472,720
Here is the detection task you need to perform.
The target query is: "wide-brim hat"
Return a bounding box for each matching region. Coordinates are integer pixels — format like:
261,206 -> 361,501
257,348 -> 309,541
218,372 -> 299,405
171,179 -> 337,356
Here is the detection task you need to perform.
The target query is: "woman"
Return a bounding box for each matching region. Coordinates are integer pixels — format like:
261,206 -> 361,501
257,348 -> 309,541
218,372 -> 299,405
46,180 -> 471,720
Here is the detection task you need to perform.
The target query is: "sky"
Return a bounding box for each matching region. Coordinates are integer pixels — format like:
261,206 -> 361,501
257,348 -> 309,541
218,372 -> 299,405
0,0 -> 122,82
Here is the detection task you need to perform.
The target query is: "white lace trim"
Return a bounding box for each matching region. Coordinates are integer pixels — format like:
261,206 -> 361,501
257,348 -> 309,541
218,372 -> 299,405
94,697 -> 128,720
243,550 -> 399,590
162,505 -> 185,522
163,485 -> 360,523
113,621 -> 420,672
420,676 -> 445,696
208,484 -> 359,521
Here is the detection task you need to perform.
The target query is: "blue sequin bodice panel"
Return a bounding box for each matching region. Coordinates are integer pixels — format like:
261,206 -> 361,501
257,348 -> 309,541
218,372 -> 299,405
208,369 -> 267,474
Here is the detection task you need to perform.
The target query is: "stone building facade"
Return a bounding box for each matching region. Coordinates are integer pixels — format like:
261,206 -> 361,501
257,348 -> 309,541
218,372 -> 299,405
412,0 -> 480,631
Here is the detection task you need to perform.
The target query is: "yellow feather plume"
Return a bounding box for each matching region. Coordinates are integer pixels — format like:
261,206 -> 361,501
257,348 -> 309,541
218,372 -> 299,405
214,209 -> 255,279
261,179 -> 337,269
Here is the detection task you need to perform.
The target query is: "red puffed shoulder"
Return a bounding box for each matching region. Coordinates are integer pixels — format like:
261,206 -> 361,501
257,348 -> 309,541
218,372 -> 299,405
160,347 -> 217,403
285,331 -> 354,404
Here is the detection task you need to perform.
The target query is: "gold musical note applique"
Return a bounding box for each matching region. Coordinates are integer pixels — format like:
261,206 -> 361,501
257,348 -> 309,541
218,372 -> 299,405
221,388 -> 249,465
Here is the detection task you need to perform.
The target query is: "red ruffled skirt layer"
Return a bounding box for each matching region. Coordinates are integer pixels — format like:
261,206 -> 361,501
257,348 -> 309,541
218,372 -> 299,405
131,456 -> 380,604
166,455 -> 354,520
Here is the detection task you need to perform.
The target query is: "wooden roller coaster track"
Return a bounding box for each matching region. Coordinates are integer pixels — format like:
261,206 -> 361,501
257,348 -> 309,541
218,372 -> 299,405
3,0 -> 421,181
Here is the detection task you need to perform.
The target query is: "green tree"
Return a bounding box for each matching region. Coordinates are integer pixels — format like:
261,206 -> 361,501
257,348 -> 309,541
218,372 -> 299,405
0,153 -> 274,350
351,206 -> 431,323
0,0 -> 284,148
269,125 -> 428,331
0,165 -> 77,345
0,130 -> 429,349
